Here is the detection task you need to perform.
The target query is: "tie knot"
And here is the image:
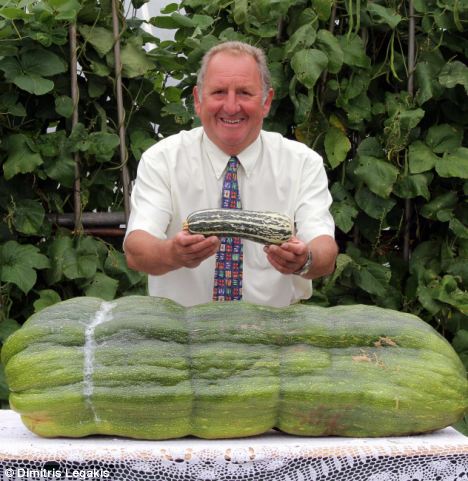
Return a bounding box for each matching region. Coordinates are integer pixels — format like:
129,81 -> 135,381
227,156 -> 239,172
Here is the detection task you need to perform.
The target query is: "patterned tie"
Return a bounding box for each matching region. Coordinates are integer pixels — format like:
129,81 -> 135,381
213,156 -> 243,301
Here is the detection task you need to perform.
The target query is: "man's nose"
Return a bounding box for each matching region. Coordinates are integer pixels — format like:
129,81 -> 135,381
224,91 -> 240,114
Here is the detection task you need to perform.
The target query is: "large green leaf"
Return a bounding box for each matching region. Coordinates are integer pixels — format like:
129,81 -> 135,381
409,240 -> 442,279
11,199 -> 45,235
63,236 -> 99,280
33,289 -> 62,313
285,24 -> 317,58
355,188 -> 396,220
192,14 -> 214,31
0,241 -> 50,294
88,132 -> 120,162
430,275 -> 468,313
84,272 -> 119,300
450,218 -> 468,239
338,35 -> 371,68
313,0 -> 333,21
46,235 -> 73,284
324,126 -> 351,168
415,55 -> 445,104
416,284 -> 444,315
393,173 -> 431,200
0,7 -> 30,20
330,200 -> 358,234
439,60 -> 468,94
21,48 -> 68,77
3,134 -> 43,179
79,25 -> 114,57
47,0 -> 82,21
436,148 -> 468,179
105,249 -> 144,286
13,73 -> 54,95
291,48 -> 328,89
233,0 -> 248,25
344,92 -> 372,125
408,141 -> 439,173
426,124 -> 463,153
354,156 -> 399,198
316,29 -> 343,74
121,40 -> 155,78
41,132 -> 76,187
353,263 -> 391,298
366,3 -> 402,29
0,92 -> 26,117
420,192 -> 458,221
55,95 -> 74,118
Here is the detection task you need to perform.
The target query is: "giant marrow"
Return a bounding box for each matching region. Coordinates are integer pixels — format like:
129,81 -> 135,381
1,296 -> 467,439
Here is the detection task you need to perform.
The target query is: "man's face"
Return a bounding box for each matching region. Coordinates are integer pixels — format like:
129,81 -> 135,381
193,51 -> 274,156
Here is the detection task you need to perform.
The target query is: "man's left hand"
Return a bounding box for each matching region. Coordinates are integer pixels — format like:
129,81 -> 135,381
263,236 -> 309,275
264,234 -> 338,279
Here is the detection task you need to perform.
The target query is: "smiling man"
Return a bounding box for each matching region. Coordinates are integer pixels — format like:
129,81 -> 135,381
124,41 -> 338,307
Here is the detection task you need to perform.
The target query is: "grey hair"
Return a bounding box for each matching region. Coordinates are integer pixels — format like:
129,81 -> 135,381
196,41 -> 271,102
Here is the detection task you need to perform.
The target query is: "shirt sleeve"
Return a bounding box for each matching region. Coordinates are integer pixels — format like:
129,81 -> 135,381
294,150 -> 335,242
125,146 -> 172,241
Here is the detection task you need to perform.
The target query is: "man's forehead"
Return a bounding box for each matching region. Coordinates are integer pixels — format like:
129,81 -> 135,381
204,52 -> 261,80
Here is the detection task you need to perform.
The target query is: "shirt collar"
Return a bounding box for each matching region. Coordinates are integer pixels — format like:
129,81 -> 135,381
202,130 -> 262,179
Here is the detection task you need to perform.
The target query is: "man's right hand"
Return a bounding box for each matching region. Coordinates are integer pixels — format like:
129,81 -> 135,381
170,231 -> 220,269
124,229 -> 220,276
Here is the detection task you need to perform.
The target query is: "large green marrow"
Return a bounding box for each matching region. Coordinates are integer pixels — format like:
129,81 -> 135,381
184,208 -> 293,244
1,296 -> 467,439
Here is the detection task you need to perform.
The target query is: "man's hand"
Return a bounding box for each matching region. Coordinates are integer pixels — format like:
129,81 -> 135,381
124,229 -> 220,275
264,235 -> 338,279
263,236 -> 309,275
170,231 -> 220,269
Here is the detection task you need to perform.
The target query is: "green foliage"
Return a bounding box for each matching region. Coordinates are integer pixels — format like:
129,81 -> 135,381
0,0 -> 155,392
0,0 -> 467,426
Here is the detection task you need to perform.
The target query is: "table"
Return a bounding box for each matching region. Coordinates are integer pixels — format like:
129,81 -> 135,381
1,410 -> 467,481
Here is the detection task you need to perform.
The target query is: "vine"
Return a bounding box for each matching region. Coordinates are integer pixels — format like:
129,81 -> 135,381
0,1 -> 466,434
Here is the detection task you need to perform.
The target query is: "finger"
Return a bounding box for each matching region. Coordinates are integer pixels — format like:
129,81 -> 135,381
265,250 -> 297,274
176,230 -> 207,246
267,253 -> 293,274
267,244 -> 298,263
185,241 -> 219,261
280,240 -> 307,257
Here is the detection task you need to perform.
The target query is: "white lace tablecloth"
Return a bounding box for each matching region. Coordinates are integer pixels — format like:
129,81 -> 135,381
0,410 -> 467,481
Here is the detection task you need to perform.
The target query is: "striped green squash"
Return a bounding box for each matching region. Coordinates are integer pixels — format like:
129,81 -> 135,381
184,208 -> 293,244
1,296 -> 467,439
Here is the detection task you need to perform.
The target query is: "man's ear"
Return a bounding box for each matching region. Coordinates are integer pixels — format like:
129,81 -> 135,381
193,86 -> 201,116
262,88 -> 274,117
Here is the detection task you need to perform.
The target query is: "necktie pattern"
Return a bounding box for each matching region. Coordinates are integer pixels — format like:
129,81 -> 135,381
213,156 -> 243,301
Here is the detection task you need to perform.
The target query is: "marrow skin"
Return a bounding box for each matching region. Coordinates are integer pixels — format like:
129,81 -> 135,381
184,209 -> 293,245
2,296 -> 467,440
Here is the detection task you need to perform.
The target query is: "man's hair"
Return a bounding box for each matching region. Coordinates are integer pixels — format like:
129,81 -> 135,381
196,41 -> 271,102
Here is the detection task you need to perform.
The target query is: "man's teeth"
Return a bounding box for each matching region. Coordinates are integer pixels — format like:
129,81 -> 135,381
222,119 -> 241,124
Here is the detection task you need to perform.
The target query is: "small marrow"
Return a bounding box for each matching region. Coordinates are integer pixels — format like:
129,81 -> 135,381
183,208 -> 293,245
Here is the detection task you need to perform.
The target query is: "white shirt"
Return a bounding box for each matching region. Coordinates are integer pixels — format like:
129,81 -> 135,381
125,127 -> 335,307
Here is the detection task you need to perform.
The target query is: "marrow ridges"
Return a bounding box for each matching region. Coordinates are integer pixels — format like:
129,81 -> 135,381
184,209 -> 293,245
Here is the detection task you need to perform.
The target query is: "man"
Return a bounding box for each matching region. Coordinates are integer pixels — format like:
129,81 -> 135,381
124,41 -> 338,307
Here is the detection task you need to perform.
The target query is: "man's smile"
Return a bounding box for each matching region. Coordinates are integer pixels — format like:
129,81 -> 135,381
220,118 -> 243,125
